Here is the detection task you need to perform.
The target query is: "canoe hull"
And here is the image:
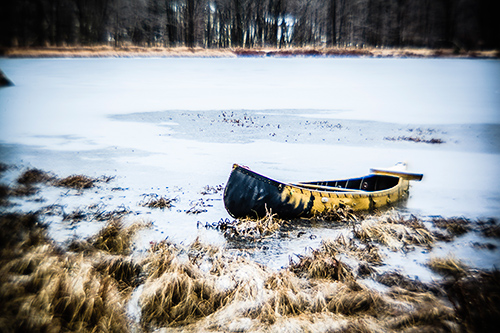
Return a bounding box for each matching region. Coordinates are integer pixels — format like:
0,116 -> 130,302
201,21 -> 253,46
223,164 -> 411,219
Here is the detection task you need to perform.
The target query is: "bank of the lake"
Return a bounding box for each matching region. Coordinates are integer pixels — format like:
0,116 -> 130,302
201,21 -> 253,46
2,45 -> 499,59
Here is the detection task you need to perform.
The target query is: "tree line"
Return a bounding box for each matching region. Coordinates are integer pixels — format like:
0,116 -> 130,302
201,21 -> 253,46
1,0 -> 498,50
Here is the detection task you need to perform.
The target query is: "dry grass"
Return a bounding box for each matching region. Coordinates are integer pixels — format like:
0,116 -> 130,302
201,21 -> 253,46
327,283 -> 384,316
477,218 -> 500,238
314,204 -> 360,222
383,285 -> 460,332
323,235 -> 383,266
388,304 -> 456,331
0,213 -> 130,332
5,169 -> 115,199
186,198 -> 212,214
63,203 -> 132,223
427,257 -> 468,277
3,45 -> 237,58
54,174 -> 97,190
354,212 -> 434,250
289,240 -> 354,282
10,184 -> 39,197
68,218 -> 150,256
200,184 -> 224,195
432,216 -> 471,236
7,169 -> 117,199
384,136 -> 445,144
139,193 -> 177,209
219,209 -> 284,241
443,270 -> 500,332
4,166 -> 497,332
139,239 -> 235,328
90,218 -> 149,255
16,168 -> 55,185
376,271 -> 430,293
140,269 -> 228,327
5,45 -> 498,59
0,211 -> 473,333
0,213 -> 48,257
263,270 -> 310,318
94,255 -> 143,290
9,168 -> 56,198
0,183 -> 9,206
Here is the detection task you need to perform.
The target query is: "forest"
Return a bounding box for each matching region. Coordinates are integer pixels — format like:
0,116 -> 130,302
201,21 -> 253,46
0,0 -> 498,51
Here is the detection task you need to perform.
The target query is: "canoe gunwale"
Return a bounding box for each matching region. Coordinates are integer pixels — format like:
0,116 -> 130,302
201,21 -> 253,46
234,164 -> 403,197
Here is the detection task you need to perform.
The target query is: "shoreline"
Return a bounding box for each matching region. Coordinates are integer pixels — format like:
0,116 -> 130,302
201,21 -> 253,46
1,45 -> 499,59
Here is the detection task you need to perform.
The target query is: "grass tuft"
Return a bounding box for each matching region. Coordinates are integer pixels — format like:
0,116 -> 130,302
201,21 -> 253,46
142,239 -> 182,279
0,183 -> 10,206
139,193 -> 177,209
444,269 -> 500,332
428,257 -> 468,277
289,241 -> 353,281
16,168 -> 55,185
54,174 -> 97,190
94,256 -> 143,290
219,209 -> 284,241
140,269 -> 225,327
354,213 -> 434,250
0,212 -> 47,255
0,213 -> 130,332
315,204 -> 359,222
432,216 -> 471,236
326,283 -> 384,316
477,218 -> 500,238
376,271 -> 430,293
90,218 -> 149,255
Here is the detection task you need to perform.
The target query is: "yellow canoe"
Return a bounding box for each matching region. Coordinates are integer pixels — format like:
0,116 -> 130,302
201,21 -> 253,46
223,163 -> 422,219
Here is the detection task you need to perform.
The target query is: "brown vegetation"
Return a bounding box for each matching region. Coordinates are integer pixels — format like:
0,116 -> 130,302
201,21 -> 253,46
290,249 -> 353,281
16,168 -> 55,185
216,209 -> 284,241
8,168 -> 56,198
2,167 -> 499,332
63,204 -> 132,223
2,208 -> 496,332
428,257 -> 468,278
431,216 -> 500,240
2,46 -> 235,58
384,136 -> 445,144
54,174 -> 97,190
376,271 -> 430,293
0,183 -> 11,206
89,218 -> 150,255
354,213 -> 435,250
432,216 -> 471,236
139,239 -> 231,328
200,184 -> 224,195
0,213 -> 131,332
477,218 -> 500,238
444,270 -> 500,332
139,193 -> 177,209
314,204 -> 359,223
186,198 -> 212,214
3,46 -> 499,59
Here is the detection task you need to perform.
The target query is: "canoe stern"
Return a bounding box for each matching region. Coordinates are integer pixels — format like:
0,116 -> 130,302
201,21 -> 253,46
223,164 -> 315,219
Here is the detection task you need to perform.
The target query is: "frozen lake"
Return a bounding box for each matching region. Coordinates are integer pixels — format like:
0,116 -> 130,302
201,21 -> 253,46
1,57 -> 499,276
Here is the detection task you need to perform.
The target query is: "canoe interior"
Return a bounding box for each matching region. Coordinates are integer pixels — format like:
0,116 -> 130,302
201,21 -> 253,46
299,174 -> 400,192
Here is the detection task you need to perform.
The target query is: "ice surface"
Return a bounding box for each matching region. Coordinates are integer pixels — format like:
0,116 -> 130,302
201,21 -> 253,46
1,57 -> 499,277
